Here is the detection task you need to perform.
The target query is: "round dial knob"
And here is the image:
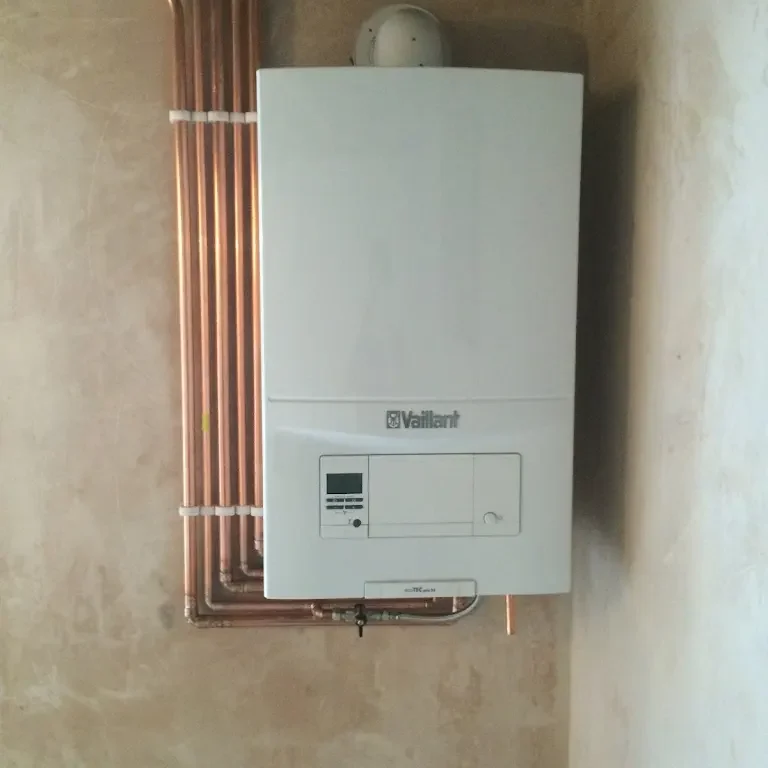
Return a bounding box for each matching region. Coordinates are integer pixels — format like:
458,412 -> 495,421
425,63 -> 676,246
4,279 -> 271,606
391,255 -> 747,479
483,511 -> 500,524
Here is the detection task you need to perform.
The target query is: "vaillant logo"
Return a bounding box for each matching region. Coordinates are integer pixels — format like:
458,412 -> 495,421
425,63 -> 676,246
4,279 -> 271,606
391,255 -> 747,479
386,410 -> 460,429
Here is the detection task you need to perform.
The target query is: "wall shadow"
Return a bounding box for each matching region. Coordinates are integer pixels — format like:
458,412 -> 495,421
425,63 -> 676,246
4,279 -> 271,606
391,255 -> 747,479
573,88 -> 638,551
445,19 -> 586,73
260,0 -> 297,67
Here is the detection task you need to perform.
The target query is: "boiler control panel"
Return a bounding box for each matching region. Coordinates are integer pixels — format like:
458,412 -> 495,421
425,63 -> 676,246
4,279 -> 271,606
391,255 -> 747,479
319,454 -> 521,540
320,455 -> 369,537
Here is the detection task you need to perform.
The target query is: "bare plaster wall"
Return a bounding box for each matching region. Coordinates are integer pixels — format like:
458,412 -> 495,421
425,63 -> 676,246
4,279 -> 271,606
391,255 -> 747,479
571,0 -> 768,765
0,2 -> 582,766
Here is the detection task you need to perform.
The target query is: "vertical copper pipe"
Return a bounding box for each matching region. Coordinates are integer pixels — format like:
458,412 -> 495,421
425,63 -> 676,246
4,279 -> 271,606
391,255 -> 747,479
248,0 -> 264,557
232,0 -> 261,580
212,0 -> 232,578
232,0 -> 248,509
169,0 -> 199,619
205,515 -> 216,605
191,0 -> 218,610
192,0 -> 213,510
239,518 -> 262,577
505,595 -> 516,635
184,516 -> 198,618
169,0 -> 195,509
167,0 -> 477,627
236,0 -> 262,579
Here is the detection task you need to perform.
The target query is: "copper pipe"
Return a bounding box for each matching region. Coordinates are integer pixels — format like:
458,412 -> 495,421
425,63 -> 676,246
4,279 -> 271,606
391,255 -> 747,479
239,516 -> 263,578
169,0 -> 200,619
235,0 -> 264,579
189,615 -> 322,628
191,0 -> 232,606
201,514 -> 452,615
211,0 -> 233,584
168,0 -> 198,618
184,517 -> 198,618
168,0 -> 477,629
221,0 -> 262,588
308,599 -> 452,621
505,595 -> 516,635
248,0 -> 264,558
220,573 -> 262,593
233,0 -> 248,511
187,604 -> 447,628
234,0 -> 263,580
169,0 -> 195,509
204,511 -> 301,610
192,0 -> 213,510
204,515 -> 438,611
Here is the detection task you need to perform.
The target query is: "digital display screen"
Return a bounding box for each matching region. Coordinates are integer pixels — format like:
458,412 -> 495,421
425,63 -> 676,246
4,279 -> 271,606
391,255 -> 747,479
326,472 -> 362,495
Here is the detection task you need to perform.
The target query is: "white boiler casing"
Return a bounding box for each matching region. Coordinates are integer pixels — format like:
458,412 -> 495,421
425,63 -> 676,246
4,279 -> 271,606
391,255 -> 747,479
256,67 -> 583,600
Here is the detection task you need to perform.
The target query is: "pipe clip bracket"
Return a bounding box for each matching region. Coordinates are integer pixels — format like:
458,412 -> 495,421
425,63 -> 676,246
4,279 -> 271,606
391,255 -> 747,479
168,111 -> 256,125
177,506 -> 216,517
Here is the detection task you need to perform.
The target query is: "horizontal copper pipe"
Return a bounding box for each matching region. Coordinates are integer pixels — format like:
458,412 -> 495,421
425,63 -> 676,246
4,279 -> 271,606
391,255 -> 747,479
186,605 -> 448,629
205,517 -> 272,611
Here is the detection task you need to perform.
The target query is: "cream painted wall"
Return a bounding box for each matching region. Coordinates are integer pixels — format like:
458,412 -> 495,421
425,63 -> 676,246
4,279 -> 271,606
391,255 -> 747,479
572,0 -> 768,765
0,2 -> 583,766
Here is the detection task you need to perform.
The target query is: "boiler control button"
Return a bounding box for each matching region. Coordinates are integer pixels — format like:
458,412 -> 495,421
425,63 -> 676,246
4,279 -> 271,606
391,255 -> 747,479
483,511 -> 500,524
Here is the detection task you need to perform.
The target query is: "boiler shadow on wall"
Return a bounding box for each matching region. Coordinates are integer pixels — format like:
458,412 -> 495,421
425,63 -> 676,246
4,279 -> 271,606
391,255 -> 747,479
446,19 -> 587,72
573,88 -> 638,554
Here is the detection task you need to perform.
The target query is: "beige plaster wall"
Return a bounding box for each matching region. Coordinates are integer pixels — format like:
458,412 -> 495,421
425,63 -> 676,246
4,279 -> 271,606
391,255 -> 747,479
0,2 -> 583,766
571,0 -> 768,765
